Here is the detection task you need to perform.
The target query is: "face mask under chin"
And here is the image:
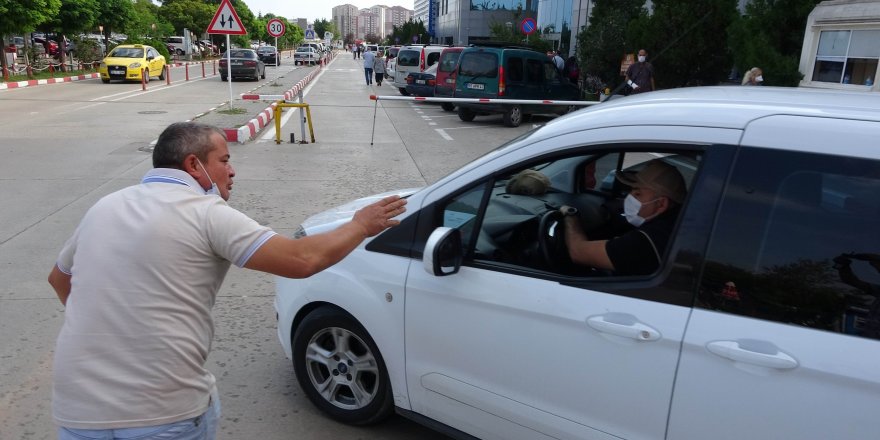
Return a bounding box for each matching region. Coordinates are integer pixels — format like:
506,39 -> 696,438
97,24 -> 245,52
196,158 -> 221,197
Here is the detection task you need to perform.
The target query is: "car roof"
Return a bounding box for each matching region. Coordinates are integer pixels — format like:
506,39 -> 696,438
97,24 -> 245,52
539,86 -> 880,137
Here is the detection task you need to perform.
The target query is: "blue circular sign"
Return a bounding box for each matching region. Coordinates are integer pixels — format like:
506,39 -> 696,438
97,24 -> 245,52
521,17 -> 537,35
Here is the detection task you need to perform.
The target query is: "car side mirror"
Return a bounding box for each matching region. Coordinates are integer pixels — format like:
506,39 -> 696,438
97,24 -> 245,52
423,227 -> 462,276
146,55 -> 154,61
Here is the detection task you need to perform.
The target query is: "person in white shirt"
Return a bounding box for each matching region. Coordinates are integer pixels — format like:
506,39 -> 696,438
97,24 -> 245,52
362,47 -> 376,85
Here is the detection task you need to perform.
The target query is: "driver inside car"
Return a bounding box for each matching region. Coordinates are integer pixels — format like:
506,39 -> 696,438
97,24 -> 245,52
561,159 -> 686,276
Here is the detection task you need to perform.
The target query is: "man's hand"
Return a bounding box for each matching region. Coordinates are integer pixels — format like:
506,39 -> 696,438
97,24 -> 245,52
352,195 -> 407,237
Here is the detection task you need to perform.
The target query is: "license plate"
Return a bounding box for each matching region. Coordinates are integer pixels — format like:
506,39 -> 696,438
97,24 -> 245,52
467,83 -> 484,90
416,80 -> 425,84
232,61 -> 242,65
110,67 -> 125,73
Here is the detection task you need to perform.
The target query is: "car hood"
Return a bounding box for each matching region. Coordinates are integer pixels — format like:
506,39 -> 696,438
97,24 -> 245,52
297,187 -> 422,237
103,56 -> 143,65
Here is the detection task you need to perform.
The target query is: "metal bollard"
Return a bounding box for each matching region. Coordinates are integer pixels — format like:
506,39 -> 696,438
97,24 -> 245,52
142,68 -> 147,90
185,63 -> 189,81
166,65 -> 171,85
1,65 -> 8,81
213,60 -> 216,76
201,62 -> 205,78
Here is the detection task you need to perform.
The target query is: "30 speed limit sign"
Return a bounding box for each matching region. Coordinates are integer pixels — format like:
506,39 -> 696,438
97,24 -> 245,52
267,18 -> 285,37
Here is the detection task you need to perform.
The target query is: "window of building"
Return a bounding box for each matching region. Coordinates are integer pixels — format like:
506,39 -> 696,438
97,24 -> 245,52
812,29 -> 880,85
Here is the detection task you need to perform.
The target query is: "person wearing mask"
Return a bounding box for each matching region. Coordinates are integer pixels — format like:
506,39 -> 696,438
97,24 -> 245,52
624,49 -> 655,94
741,67 -> 764,85
362,46 -> 375,85
561,159 -> 686,275
48,122 -> 406,439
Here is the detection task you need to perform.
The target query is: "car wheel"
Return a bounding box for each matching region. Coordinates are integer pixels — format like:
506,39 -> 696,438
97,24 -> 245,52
502,104 -> 523,127
398,87 -> 410,96
441,103 -> 455,112
221,75 -> 227,82
158,66 -> 165,80
176,49 -> 184,56
101,78 -> 110,84
457,107 -> 476,122
292,307 -> 393,425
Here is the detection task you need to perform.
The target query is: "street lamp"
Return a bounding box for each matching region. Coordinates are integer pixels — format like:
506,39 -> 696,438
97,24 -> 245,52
506,21 -> 512,38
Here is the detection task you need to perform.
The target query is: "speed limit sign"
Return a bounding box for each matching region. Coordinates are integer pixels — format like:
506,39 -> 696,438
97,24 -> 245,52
267,18 -> 285,37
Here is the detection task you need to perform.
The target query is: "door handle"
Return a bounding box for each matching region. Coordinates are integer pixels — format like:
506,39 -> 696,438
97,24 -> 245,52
587,315 -> 661,341
706,340 -> 798,370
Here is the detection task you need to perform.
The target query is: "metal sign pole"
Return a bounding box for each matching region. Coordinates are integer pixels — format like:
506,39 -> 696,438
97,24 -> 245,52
226,34 -> 233,110
298,90 -> 307,143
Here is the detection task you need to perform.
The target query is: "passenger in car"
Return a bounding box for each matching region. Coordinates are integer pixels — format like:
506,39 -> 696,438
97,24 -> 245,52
562,159 -> 686,275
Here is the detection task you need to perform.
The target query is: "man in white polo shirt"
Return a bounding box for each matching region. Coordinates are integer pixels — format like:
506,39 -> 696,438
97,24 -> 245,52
47,122 -> 406,439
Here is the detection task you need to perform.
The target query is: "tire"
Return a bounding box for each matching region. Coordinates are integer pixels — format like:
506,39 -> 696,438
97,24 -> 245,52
398,87 -> 410,96
221,75 -> 227,82
441,102 -> 455,112
101,78 -> 110,84
176,49 -> 184,56
292,307 -> 393,425
502,104 -> 523,127
457,107 -> 476,122
158,66 -> 165,80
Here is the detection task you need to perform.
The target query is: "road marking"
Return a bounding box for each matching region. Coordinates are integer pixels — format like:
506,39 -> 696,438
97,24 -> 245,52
65,76 -> 215,113
435,128 -> 453,141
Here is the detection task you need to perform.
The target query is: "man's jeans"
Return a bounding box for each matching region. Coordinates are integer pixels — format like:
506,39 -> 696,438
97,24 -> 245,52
364,68 -> 373,84
58,391 -> 221,440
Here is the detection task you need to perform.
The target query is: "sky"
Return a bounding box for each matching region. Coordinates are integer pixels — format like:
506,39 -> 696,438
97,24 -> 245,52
241,0 -> 415,23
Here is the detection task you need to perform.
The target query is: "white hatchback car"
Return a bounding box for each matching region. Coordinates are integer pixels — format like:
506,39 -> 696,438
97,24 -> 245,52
276,87 -> 880,440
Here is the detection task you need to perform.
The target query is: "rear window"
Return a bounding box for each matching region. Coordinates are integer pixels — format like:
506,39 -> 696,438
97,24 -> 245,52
439,51 -> 460,72
398,49 -> 420,67
459,52 -> 498,78
166,37 -> 183,44
388,47 -> 400,58
227,50 -> 256,59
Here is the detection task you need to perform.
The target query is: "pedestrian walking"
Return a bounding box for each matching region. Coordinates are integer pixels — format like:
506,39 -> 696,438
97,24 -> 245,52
363,47 -> 375,85
373,53 -> 386,86
625,48 -> 655,94
48,122 -> 406,440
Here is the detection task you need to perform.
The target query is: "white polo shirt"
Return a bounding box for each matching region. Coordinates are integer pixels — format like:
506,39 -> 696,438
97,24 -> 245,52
52,168 -> 276,429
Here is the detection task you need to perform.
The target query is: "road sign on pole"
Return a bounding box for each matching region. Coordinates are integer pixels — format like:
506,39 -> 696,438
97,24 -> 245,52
267,18 -> 285,38
521,17 -> 537,35
207,0 -> 247,35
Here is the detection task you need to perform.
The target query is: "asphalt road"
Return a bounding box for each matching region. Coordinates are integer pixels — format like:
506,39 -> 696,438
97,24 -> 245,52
0,53 -> 543,439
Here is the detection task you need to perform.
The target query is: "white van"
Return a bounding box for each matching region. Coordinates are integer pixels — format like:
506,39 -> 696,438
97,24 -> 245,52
391,45 -> 445,95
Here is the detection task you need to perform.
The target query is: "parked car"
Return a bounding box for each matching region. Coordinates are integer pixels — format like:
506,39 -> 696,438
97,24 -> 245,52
33,36 -> 58,56
98,44 -> 166,83
275,86 -> 880,440
219,49 -> 265,81
294,47 -> 319,66
392,45 -> 444,95
384,46 -> 401,81
434,46 -> 465,111
164,36 -> 186,55
256,45 -> 279,65
454,45 -> 581,127
404,63 -> 438,97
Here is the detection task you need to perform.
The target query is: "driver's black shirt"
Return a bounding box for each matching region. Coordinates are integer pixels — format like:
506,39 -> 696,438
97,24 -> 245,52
605,207 -> 679,276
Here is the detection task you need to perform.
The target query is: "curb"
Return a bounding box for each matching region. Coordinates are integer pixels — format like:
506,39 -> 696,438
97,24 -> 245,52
224,53 -> 334,144
0,73 -> 100,90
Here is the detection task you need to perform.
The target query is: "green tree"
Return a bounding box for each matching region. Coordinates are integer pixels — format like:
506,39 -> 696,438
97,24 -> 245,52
0,0 -> 61,72
312,18 -> 338,41
95,0 -> 133,44
385,19 -> 427,46
159,0 -> 214,35
575,0 -> 645,89
631,0 -> 738,88
727,0 -> 819,86
46,0 -> 101,70
128,0 -> 174,40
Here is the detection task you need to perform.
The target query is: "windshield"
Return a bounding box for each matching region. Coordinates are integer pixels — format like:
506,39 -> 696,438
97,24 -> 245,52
109,47 -> 143,58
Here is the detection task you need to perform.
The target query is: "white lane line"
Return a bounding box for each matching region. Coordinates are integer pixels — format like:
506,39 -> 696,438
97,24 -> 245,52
64,76 -> 215,113
435,128 -> 454,141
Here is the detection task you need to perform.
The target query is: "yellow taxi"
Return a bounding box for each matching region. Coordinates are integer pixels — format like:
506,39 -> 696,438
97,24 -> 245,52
99,44 -> 166,83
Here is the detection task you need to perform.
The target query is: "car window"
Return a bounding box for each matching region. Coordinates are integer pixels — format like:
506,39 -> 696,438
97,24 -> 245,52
438,147 -> 702,277
110,47 -> 143,58
544,61 -> 561,82
438,51 -> 460,72
526,59 -> 542,83
700,148 -> 880,340
397,50 -> 420,67
506,57 -> 524,82
426,51 -> 441,67
459,52 -> 498,77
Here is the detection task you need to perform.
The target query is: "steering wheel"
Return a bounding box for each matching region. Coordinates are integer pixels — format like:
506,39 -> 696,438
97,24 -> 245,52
538,210 -> 567,269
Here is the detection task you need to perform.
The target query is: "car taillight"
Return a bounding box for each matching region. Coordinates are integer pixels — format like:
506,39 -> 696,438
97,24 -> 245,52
244,61 -> 256,67
405,76 -> 413,84
498,65 -> 505,96
219,60 -> 226,66
427,78 -> 436,86
420,50 -> 425,71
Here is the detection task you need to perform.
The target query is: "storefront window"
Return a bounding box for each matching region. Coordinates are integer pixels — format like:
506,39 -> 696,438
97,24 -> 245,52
813,29 -> 880,85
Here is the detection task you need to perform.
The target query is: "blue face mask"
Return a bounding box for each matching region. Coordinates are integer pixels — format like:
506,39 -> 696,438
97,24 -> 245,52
196,158 -> 220,197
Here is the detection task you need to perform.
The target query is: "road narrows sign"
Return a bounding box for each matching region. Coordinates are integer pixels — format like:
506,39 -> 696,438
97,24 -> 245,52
267,18 -> 285,38
207,0 -> 247,35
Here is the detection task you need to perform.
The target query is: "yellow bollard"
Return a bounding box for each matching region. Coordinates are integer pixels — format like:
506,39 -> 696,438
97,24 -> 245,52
273,100 -> 315,145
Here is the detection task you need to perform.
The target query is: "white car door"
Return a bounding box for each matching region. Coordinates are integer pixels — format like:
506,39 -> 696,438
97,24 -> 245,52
668,117 -> 880,439
402,138 -> 732,439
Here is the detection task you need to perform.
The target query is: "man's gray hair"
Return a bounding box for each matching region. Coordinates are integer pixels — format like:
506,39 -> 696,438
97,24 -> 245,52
152,122 -> 226,169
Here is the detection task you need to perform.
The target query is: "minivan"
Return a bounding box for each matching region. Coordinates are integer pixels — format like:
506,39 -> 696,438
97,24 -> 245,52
434,47 -> 465,111
454,45 -> 581,127
392,45 -> 445,95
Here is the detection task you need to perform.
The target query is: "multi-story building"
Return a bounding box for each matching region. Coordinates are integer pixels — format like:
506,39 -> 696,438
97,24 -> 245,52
333,3 -> 414,41
295,18 -> 309,31
332,4 -> 359,40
